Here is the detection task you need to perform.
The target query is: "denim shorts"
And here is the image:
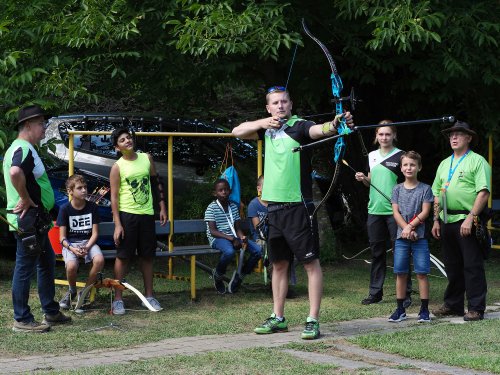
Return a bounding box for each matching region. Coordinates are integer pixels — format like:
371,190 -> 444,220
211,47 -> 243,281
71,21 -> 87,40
394,239 -> 430,274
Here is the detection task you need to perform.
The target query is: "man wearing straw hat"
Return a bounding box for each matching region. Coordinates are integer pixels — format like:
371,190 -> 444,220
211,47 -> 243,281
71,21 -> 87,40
3,105 -> 71,332
431,121 -> 491,321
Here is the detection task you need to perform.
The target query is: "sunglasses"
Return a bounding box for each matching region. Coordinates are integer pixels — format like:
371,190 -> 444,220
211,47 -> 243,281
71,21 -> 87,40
268,86 -> 286,93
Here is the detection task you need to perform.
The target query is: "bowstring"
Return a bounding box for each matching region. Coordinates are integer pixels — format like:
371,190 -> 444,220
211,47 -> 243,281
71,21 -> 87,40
278,39 -> 311,219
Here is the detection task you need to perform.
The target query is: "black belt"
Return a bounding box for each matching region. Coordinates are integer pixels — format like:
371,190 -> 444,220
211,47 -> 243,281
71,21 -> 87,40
267,201 -> 312,213
446,210 -> 469,215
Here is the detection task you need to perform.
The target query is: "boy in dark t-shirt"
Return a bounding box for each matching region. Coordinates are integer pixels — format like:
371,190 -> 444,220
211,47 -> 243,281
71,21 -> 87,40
56,175 -> 104,313
388,151 -> 434,323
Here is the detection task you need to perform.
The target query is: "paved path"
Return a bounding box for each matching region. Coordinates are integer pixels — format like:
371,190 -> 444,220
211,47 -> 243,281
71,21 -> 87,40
1,309 -> 499,374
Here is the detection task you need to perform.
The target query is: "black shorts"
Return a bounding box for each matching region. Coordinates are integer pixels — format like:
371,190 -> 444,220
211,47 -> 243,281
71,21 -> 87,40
267,202 -> 319,264
116,212 -> 157,259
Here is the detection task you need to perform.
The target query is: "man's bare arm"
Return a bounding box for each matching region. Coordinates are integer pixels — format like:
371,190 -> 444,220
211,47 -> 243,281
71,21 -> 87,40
308,112 -> 354,140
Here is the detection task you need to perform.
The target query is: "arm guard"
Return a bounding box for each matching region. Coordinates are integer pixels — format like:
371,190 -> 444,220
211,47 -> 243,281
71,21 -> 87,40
150,174 -> 166,205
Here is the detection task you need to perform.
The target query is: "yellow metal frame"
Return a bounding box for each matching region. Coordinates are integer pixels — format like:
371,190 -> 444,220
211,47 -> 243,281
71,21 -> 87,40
65,130 -> 264,299
487,135 -> 499,249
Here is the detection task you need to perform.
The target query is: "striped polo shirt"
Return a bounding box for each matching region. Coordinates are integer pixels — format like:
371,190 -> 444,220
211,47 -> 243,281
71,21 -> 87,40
204,201 -> 240,246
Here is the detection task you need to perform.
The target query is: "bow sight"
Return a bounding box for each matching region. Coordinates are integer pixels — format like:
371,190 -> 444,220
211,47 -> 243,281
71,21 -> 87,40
291,116 -> 455,153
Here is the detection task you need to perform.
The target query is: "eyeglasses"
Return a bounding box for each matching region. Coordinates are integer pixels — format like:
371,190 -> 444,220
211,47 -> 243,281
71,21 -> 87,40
268,86 -> 286,93
28,121 -> 48,128
447,132 -> 464,139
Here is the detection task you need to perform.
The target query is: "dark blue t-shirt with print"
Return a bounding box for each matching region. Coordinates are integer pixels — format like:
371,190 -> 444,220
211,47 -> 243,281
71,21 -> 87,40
56,201 -> 101,242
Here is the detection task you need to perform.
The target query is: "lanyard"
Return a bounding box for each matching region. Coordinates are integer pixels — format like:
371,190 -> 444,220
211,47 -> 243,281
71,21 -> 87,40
444,149 -> 469,193
216,200 -> 237,237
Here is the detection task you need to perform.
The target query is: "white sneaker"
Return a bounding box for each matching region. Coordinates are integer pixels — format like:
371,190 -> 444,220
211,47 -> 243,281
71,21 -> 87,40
142,297 -> 161,311
112,300 -> 126,315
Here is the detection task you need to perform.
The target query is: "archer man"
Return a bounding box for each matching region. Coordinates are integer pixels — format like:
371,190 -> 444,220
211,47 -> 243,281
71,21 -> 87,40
232,86 -> 353,339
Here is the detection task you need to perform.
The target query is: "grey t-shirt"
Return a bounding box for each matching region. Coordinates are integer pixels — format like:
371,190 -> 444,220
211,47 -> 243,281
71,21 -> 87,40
391,182 -> 434,239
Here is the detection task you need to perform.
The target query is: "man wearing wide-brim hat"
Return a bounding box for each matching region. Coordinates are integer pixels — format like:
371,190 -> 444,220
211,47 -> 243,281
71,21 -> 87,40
3,105 -> 71,332
430,121 -> 491,321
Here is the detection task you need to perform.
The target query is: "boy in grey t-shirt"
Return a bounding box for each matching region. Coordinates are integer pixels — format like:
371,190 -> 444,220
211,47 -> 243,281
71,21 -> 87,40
389,151 -> 434,323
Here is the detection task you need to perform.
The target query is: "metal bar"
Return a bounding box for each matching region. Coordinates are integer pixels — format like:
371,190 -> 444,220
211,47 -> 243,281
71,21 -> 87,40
168,136 -> 174,278
292,116 -> 455,153
68,134 -> 74,201
256,139 -> 264,272
488,135 -> 493,229
67,131 -> 234,137
191,255 -> 196,300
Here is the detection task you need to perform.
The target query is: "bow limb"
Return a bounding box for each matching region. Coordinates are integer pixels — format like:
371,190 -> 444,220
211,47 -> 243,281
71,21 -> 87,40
302,18 -> 345,219
121,281 -> 162,312
73,283 -> 95,312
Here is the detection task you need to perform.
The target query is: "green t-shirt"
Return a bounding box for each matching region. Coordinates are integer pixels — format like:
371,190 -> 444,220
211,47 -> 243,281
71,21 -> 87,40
115,153 -> 154,215
366,148 -> 405,215
3,139 -> 55,229
257,116 -> 315,202
431,150 -> 491,223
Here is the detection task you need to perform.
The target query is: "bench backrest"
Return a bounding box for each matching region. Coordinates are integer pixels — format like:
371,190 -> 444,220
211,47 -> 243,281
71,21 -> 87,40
492,199 -> 500,211
98,218 -> 251,236
174,218 -> 252,234
99,221 -> 171,236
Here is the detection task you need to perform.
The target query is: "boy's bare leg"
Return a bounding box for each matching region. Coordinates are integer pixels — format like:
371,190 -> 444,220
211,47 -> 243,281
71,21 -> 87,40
140,257 -> 154,298
114,257 -> 130,301
304,259 -> 323,320
86,255 -> 105,286
66,260 -> 78,289
416,274 -> 429,299
272,260 -> 290,317
396,273 -> 408,299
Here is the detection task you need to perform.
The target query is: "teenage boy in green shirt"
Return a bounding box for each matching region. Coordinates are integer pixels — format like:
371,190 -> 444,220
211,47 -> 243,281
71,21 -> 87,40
109,128 -> 167,314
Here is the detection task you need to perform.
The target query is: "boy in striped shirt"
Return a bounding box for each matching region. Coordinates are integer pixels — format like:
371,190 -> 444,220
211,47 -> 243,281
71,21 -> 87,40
205,179 -> 262,294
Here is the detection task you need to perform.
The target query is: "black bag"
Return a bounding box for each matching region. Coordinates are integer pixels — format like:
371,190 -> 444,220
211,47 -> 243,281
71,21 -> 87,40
255,213 -> 268,241
17,211 -> 42,256
476,208 -> 494,260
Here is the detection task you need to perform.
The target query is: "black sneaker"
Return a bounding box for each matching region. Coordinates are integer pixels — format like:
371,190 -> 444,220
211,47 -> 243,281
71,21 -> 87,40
59,290 -> 77,309
212,269 -> 226,294
228,271 -> 244,294
361,295 -> 383,305
403,295 -> 412,309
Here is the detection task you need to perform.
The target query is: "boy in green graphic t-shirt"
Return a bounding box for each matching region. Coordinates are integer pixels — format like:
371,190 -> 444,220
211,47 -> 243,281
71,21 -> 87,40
109,128 -> 167,315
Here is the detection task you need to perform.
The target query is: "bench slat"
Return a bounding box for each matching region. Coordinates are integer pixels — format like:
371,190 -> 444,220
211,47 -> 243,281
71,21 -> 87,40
99,221 -> 171,236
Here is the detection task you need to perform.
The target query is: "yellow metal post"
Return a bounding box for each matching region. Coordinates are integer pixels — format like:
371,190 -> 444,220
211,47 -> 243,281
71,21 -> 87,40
488,135 -> 492,211
191,255 -> 196,300
168,136 -> 174,277
68,134 -> 74,201
257,139 -> 264,272
69,134 -> 74,176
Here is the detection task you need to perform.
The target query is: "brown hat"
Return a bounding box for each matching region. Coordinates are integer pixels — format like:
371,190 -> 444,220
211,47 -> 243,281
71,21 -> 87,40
441,121 -> 478,147
15,105 -> 52,131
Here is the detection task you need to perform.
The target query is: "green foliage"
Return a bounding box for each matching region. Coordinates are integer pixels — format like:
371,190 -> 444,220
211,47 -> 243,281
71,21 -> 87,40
168,0 -> 302,60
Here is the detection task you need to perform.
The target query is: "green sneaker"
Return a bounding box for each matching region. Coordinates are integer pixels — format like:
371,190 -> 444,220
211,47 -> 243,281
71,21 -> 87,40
301,317 -> 320,340
254,313 -> 288,334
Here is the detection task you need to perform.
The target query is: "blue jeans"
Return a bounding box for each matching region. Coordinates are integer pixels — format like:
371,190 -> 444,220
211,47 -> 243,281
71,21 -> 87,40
12,233 -> 60,322
212,238 -> 262,275
394,239 -> 431,274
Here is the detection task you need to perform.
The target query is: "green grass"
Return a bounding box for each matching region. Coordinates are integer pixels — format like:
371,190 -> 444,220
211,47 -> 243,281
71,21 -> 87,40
0,251 -> 500,358
43,347 -> 340,375
347,319 -> 500,373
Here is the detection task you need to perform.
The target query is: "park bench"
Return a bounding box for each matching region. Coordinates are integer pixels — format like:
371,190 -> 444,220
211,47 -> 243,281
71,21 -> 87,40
54,218 -> 255,301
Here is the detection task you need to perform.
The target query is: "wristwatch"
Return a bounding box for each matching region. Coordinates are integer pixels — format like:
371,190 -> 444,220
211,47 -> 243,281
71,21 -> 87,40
469,212 -> 477,217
